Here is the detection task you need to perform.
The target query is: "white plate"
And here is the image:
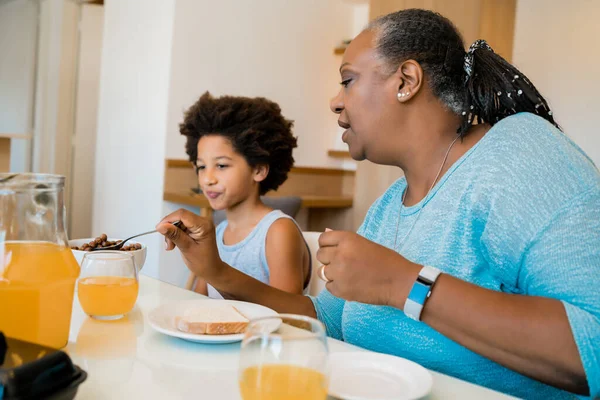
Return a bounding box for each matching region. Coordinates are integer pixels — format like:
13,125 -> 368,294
148,299 -> 278,344
328,352 -> 433,400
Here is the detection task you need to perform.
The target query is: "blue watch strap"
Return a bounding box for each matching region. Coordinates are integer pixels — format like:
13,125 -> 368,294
404,266 -> 441,321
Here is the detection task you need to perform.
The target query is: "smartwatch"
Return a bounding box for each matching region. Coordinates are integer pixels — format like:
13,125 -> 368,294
403,265 -> 441,321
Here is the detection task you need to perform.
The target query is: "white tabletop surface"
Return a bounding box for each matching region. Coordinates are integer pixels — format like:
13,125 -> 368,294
65,275 -> 516,400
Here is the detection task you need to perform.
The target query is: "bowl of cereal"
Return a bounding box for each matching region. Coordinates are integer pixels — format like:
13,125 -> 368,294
69,233 -> 147,272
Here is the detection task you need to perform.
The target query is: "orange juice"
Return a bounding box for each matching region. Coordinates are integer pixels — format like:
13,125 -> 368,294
0,242 -> 80,348
77,276 -> 138,317
239,364 -> 328,400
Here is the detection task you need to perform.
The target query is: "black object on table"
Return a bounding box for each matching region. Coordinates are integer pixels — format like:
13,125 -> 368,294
0,332 -> 87,400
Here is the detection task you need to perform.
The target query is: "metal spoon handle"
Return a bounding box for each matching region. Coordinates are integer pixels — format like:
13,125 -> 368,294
120,220 -> 183,245
119,229 -> 157,244
90,220 -> 183,251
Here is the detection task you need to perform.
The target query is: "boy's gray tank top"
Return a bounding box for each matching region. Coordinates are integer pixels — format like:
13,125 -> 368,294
207,210 -> 310,299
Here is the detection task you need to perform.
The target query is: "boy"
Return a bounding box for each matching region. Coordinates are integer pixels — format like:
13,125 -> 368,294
179,92 -> 311,297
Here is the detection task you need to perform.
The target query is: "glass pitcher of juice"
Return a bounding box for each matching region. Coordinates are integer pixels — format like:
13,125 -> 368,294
0,173 -> 80,348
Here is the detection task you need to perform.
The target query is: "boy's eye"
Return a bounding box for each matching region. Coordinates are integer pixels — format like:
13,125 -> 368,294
340,78 -> 352,87
196,165 -> 205,171
217,164 -> 229,169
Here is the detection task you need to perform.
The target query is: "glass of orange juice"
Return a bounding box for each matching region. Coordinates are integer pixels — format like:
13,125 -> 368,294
77,251 -> 139,320
239,314 -> 329,400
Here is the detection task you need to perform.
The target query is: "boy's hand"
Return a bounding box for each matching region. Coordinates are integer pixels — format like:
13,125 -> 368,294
156,209 -> 224,280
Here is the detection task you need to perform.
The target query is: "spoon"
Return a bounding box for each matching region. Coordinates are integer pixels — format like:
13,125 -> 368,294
0,174 -> 18,184
91,220 -> 183,251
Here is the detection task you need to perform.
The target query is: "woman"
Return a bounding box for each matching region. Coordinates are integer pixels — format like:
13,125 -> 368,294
157,9 -> 599,399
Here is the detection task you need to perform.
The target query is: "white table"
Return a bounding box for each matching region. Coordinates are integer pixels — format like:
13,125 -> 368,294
65,275 -> 516,400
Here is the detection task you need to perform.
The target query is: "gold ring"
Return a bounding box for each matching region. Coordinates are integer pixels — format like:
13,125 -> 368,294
318,264 -> 330,283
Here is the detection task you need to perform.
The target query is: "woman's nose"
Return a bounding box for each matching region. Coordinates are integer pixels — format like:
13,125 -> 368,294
330,89 -> 344,114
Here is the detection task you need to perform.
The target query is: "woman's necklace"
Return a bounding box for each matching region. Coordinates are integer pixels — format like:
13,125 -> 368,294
394,135 -> 460,251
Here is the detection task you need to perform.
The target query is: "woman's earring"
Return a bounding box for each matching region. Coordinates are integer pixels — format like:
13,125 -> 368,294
397,91 -> 410,101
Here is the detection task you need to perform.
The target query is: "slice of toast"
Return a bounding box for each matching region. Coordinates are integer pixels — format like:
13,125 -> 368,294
175,304 -> 249,335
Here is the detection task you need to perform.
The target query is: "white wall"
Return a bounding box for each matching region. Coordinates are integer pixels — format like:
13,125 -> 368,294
0,0 -> 38,172
352,3 -> 370,40
31,0 -> 79,184
513,0 -> 600,166
70,4 -> 104,239
93,0 -> 175,279
163,0 -> 355,169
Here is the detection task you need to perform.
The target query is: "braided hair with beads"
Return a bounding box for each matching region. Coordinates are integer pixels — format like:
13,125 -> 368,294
367,9 -> 560,136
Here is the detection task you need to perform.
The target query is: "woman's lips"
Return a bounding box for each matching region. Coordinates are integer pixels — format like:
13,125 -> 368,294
342,129 -> 350,143
338,120 -> 351,143
338,120 -> 351,129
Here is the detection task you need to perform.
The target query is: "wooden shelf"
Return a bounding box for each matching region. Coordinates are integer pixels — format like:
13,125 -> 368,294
0,137 -> 10,171
166,159 -> 353,176
290,165 -> 354,176
328,149 -> 352,159
298,195 -> 353,208
0,133 -> 32,140
164,189 -> 353,209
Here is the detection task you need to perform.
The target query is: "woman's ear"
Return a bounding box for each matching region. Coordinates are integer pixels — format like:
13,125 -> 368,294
253,164 -> 269,183
394,59 -> 424,103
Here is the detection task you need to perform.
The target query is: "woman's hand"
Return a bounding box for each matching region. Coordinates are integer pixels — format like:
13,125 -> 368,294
316,230 -> 420,306
156,209 -> 224,280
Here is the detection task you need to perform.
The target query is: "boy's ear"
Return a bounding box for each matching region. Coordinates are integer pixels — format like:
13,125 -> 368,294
253,164 -> 269,183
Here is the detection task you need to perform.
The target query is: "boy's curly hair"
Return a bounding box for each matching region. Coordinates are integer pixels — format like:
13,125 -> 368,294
180,92 -> 297,195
